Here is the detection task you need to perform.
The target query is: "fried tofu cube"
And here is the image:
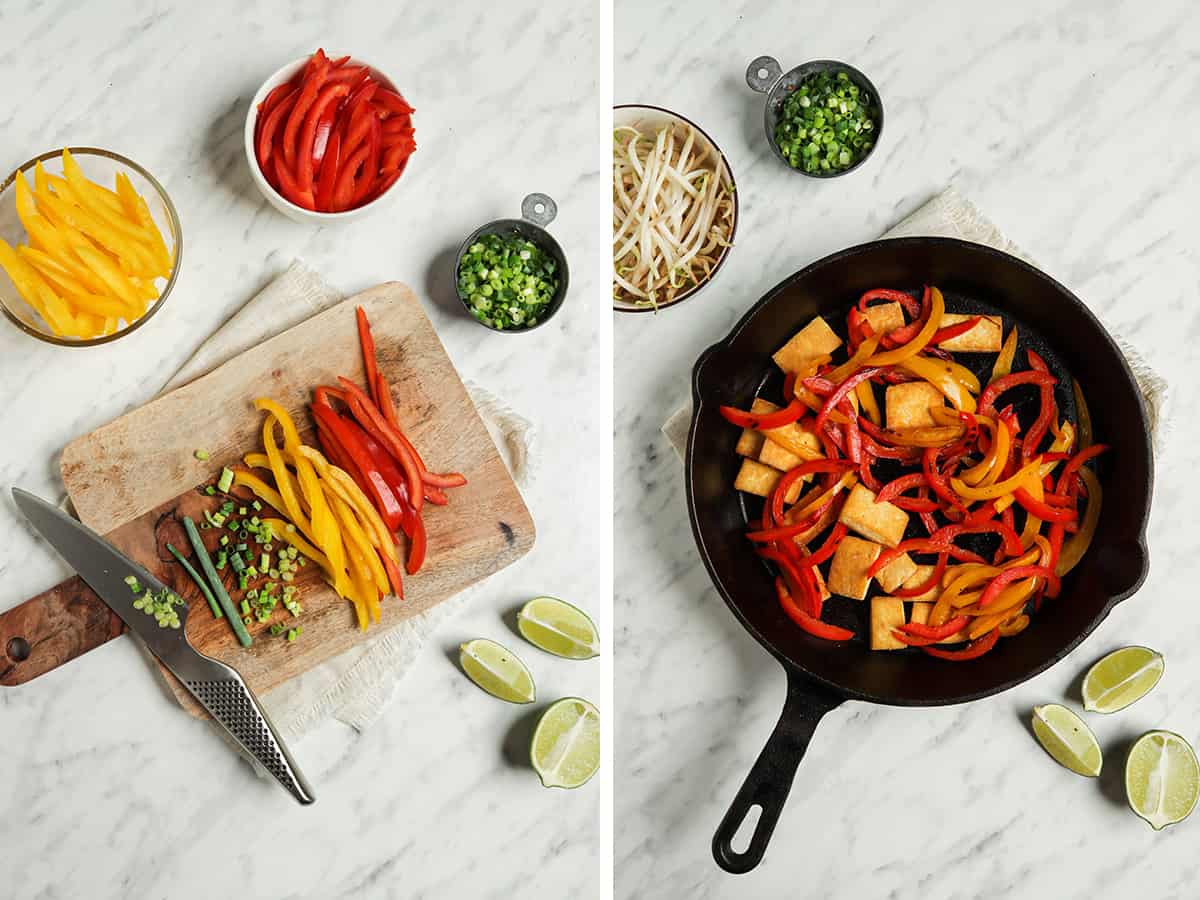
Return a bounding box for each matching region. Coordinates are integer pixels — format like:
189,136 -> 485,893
838,483 -> 910,548
736,429 -> 765,458
901,565 -> 943,603
876,552 -> 918,594
772,316 -> 842,374
734,459 -> 806,503
870,596 -> 908,650
760,418 -> 824,461
910,602 -> 970,643
827,535 -> 883,601
885,382 -> 945,430
936,313 -> 1003,352
862,301 -> 905,338
757,437 -> 804,471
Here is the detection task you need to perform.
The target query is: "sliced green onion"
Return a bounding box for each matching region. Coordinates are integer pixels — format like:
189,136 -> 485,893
194,449 -> 210,461
217,467 -> 234,493
183,516 -> 250,647
167,542 -> 222,620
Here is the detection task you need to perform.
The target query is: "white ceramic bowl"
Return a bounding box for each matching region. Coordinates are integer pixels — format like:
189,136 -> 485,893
612,104 -> 738,313
244,55 -> 410,224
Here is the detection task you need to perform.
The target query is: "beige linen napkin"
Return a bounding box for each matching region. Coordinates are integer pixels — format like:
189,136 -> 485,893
152,261 -> 534,739
662,187 -> 1167,458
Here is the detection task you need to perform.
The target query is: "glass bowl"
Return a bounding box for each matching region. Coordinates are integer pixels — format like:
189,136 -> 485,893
0,147 -> 182,347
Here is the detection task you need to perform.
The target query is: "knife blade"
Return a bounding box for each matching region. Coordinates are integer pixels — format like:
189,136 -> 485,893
12,487 -> 315,805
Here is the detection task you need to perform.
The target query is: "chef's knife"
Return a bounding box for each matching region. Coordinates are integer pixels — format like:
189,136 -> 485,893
12,487 -> 315,805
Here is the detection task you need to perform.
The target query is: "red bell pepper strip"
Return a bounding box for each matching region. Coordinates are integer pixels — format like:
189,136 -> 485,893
745,496 -> 836,543
857,287 -> 921,318
314,130 -> 341,213
977,370 -> 1056,418
868,539 -> 985,577
374,88 -> 415,117
375,371 -> 398,428
340,95 -> 377,158
311,404 -> 406,532
328,54 -> 351,68
371,371 -> 466,493
875,472 -> 928,504
978,566 -> 1061,608
774,578 -> 855,641
719,374 -> 804,430
923,447 -> 967,516
363,167 -> 404,204
256,88 -> 299,170
1021,350 -> 1057,459
1056,444 -> 1108,495
337,376 -> 425,512
899,614 -> 970,640
964,500 -> 999,524
283,53 -> 331,172
858,457 -> 881,491
274,155 -> 316,209
257,82 -> 296,129
878,285 -> 931,347
356,306 -> 380,405
350,115 -> 382,208
892,553 -> 948,598
296,82 -> 351,193
1013,487 -> 1079,523
1047,523 -> 1065,571
768,459 -> 856,525
814,367 -> 883,434
929,316 -> 981,345
803,523 -> 847,567
919,510 -> 939,535
929,520 -> 1024,558
922,628 -> 1000,660
330,141 -> 369,212
327,64 -> 369,84
406,511 -> 427,575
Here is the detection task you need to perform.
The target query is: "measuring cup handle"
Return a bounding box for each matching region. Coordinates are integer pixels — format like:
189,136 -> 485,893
521,193 -> 557,228
746,56 -> 782,93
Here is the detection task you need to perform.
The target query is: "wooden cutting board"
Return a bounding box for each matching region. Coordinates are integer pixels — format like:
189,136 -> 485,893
0,282 -> 535,715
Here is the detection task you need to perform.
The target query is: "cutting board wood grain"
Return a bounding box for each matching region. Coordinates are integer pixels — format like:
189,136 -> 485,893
0,283 -> 534,715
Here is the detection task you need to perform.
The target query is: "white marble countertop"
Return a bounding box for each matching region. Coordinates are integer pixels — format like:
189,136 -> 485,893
615,1 -> 1199,897
0,2 -> 602,898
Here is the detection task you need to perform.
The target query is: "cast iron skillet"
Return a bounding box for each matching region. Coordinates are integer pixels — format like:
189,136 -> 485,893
686,237 -> 1153,874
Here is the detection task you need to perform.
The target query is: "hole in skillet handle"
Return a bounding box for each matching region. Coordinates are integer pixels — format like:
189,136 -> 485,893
712,668 -> 843,874
6,636 -> 30,662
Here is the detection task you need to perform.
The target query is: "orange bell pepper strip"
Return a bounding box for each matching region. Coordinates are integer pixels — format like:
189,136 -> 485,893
951,456 -> 1044,501
990,325 -> 1020,384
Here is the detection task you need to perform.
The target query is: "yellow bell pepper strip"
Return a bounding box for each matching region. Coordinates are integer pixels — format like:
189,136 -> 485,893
1055,467 -> 1101,577
61,151 -> 124,213
951,456 -> 1045,501
1072,379 -> 1093,450
298,446 -> 399,566
897,355 -> 977,412
960,418 -> 1009,487
0,240 -> 77,335
71,243 -> 145,310
57,163 -> 167,280
886,425 -> 967,448
990,325 -> 1019,384
263,518 -> 333,579
33,186 -> 161,278
115,171 -> 173,273
232,469 -> 289,519
825,332 -> 882,384
855,380 -> 881,426
16,245 -> 96,301
14,170 -> 38,221
998,614 -> 1030,637
863,286 -> 945,367
328,490 -> 387,598
255,400 -> 348,598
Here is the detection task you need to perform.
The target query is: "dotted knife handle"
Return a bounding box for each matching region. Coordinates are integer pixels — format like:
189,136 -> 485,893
185,675 -> 316,805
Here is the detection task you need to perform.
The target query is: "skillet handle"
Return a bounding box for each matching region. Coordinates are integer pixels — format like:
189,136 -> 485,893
712,669 -> 842,874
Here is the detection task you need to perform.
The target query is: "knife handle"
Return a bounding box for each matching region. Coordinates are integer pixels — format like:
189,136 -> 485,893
0,576 -> 124,687
181,665 -> 316,805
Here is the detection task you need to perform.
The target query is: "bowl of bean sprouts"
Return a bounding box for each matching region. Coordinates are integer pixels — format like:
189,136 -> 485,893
613,105 -> 738,312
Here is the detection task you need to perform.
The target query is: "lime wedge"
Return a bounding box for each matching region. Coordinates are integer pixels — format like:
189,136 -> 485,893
517,596 -> 600,659
459,639 -> 535,704
530,697 -> 600,788
1125,731 -> 1200,830
1032,704 -> 1102,777
1082,646 -> 1164,713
